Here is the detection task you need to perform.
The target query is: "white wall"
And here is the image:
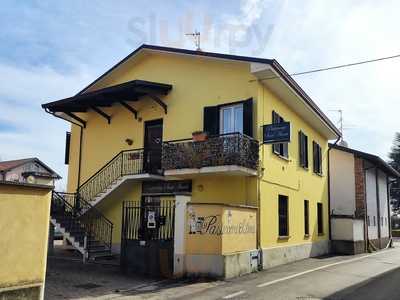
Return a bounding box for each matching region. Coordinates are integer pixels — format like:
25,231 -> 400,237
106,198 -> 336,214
366,168 -> 378,240
378,170 -> 389,238
329,149 -> 356,215
331,218 -> 364,241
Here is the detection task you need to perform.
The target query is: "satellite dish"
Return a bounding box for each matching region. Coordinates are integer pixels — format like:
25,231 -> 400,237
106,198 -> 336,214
27,176 -> 36,184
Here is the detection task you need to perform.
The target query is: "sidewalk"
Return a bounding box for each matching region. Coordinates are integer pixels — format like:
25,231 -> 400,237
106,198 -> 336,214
45,244 -> 400,299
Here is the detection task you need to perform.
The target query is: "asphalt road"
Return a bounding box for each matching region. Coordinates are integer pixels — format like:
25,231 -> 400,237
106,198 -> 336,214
179,246 -> 400,300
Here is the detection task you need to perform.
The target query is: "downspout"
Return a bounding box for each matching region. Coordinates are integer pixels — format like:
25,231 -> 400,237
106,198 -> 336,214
44,108 -> 84,191
77,126 -> 83,189
327,135 -> 341,242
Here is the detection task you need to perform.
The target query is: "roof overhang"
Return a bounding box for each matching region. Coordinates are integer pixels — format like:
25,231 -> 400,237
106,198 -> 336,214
251,62 -> 340,140
329,143 -> 400,179
42,79 -> 172,126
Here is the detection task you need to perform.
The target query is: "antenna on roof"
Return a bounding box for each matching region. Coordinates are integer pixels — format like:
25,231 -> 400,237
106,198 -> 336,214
329,109 -> 353,147
186,31 -> 201,51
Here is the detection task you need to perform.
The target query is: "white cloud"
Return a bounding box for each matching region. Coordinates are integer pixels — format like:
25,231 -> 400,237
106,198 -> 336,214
0,63 -> 96,189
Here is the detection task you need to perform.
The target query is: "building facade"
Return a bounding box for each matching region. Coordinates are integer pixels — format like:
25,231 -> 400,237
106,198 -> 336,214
42,45 -> 340,277
0,158 -> 61,186
329,144 -> 399,254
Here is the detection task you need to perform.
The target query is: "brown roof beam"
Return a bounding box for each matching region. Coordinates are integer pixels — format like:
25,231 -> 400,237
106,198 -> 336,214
91,106 -> 111,124
120,101 -> 138,119
65,112 -> 87,128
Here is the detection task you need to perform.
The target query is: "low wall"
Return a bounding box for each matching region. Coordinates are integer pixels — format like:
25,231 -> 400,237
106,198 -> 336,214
184,203 -> 257,278
0,181 -> 53,299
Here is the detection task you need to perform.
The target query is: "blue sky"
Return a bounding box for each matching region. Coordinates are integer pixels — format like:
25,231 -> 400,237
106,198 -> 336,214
1,0 -> 399,189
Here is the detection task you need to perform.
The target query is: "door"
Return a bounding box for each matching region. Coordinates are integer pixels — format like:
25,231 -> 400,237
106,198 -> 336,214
144,119 -> 163,174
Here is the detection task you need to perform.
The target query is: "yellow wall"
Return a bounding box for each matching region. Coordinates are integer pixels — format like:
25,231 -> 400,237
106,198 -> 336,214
0,183 -> 52,291
67,52 -> 258,192
257,85 -> 329,248
65,51 -> 332,252
186,203 -> 257,255
96,182 -> 142,245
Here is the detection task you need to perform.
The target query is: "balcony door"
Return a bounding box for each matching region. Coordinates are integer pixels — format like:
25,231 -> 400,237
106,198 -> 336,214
144,119 -> 163,174
219,103 -> 243,134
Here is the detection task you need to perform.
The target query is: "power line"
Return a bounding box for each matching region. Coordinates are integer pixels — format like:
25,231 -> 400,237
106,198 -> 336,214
252,53 -> 400,82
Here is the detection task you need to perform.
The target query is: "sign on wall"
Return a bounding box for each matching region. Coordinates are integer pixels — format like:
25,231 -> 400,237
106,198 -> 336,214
142,180 -> 192,195
262,122 -> 291,144
187,206 -> 256,236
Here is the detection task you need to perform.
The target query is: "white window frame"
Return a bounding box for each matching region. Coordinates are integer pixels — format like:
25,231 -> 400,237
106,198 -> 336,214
219,103 -> 243,135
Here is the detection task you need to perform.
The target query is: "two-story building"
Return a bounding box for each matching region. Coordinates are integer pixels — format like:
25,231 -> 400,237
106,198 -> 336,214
42,44 -> 340,278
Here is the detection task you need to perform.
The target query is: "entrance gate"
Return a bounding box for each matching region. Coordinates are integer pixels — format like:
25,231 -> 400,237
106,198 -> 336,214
121,197 -> 175,277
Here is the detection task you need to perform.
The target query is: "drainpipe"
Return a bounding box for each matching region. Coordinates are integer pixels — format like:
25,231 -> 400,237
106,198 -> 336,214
327,135 -> 341,242
77,126 -> 83,189
44,108 -> 85,192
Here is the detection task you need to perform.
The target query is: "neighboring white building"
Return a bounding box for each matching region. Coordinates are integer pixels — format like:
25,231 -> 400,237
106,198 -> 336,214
329,144 -> 399,254
0,158 -> 61,186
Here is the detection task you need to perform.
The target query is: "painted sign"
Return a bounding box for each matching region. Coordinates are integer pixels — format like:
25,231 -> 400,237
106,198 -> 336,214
188,207 -> 256,236
142,180 -> 192,195
262,122 -> 291,144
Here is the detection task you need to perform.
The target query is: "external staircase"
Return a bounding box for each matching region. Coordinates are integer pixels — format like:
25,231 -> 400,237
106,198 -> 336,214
50,148 -> 163,260
78,148 -> 164,208
50,191 -> 114,261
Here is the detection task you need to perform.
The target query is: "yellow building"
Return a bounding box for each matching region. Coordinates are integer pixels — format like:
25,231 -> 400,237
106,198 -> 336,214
0,181 -> 53,299
42,45 -> 340,278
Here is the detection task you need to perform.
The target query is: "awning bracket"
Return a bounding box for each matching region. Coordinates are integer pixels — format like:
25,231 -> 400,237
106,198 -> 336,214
147,93 -> 167,114
91,106 -> 111,124
65,112 -> 87,128
120,101 -> 138,119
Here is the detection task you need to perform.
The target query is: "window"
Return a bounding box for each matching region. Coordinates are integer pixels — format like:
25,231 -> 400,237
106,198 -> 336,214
299,131 -> 308,168
304,200 -> 309,236
220,104 -> 243,134
278,195 -> 289,236
272,111 -> 288,158
313,141 -> 322,174
203,98 -> 253,137
317,203 -> 323,235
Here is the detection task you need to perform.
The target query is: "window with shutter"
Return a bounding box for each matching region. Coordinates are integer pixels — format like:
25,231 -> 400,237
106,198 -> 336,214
278,195 -> 289,236
204,98 -> 253,137
313,141 -> 322,174
272,111 -> 289,158
299,131 -> 308,168
304,200 -> 309,235
317,202 -> 323,234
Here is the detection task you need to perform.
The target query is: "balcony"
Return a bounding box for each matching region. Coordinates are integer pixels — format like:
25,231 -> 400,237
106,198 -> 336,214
162,133 -> 259,177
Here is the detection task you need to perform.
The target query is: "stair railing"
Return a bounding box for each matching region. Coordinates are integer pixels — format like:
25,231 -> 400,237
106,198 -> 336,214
52,191 -> 114,254
78,148 -> 145,203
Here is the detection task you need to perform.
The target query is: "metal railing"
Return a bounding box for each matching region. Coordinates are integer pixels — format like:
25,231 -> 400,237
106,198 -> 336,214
51,191 -> 113,255
122,199 -> 175,241
78,148 -> 145,202
162,132 -> 259,171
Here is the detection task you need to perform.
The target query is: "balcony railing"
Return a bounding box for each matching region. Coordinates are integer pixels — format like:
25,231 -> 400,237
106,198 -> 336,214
162,132 -> 259,172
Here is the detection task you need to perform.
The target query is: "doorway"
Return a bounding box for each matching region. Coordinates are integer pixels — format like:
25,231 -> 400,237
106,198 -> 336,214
143,119 -> 163,174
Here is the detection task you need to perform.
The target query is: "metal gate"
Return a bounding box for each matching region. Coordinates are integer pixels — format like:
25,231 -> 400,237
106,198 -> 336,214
121,197 -> 175,277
